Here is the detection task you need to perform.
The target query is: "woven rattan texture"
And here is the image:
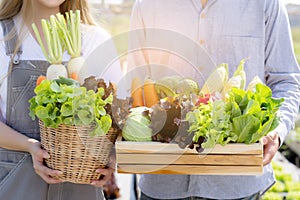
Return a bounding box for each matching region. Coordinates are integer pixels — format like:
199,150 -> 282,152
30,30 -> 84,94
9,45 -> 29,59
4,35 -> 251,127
39,121 -> 118,184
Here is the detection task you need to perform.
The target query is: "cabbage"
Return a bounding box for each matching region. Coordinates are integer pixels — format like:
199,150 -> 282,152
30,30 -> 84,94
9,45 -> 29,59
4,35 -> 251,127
122,107 -> 153,141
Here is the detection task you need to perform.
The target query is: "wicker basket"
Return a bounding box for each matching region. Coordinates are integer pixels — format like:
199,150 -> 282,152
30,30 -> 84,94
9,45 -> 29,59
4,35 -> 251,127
39,121 -> 119,184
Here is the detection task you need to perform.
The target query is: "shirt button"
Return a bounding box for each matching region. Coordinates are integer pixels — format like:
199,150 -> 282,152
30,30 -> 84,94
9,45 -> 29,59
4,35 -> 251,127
199,39 -> 205,44
200,13 -> 206,18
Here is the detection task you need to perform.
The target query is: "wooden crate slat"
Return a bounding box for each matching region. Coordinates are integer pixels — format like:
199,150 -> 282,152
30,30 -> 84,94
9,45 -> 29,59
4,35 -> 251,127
117,164 -> 263,175
116,141 -> 262,155
117,153 -> 262,166
115,139 -> 263,175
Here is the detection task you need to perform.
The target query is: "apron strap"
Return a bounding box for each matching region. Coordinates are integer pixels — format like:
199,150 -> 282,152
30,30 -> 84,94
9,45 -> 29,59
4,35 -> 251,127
1,19 -> 22,64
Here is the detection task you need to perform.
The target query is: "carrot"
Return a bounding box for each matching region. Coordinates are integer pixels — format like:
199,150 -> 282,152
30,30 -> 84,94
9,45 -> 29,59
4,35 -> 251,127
131,77 -> 144,107
70,72 -> 79,81
36,75 -> 46,86
143,78 -> 159,108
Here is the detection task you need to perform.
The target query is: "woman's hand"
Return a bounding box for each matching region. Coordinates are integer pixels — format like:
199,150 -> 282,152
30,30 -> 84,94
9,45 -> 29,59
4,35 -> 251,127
91,167 -> 115,187
91,149 -> 116,187
28,139 -> 63,184
262,131 -> 280,166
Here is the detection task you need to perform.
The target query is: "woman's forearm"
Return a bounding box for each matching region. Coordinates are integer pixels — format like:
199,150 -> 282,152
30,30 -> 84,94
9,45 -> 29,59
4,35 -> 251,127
0,121 -> 37,152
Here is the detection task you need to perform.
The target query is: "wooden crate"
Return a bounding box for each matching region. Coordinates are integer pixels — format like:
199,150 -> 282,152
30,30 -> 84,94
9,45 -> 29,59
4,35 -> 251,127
116,140 -> 263,175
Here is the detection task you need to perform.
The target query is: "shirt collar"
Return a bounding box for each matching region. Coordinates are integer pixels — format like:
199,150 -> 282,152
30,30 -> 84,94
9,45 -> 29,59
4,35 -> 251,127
190,0 -> 217,13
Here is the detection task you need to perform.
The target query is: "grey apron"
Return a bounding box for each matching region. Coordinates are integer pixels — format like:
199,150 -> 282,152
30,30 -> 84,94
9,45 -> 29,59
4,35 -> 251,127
0,19 -> 105,200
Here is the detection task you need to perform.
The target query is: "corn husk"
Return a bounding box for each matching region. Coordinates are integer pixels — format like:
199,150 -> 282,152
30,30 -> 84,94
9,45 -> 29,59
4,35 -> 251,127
222,60 -> 246,100
200,63 -> 228,94
247,76 -> 263,92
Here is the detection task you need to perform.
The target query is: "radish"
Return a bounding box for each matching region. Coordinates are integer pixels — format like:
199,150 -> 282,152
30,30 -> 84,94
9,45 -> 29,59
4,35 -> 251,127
32,15 -> 67,80
67,56 -> 85,77
55,10 -> 85,82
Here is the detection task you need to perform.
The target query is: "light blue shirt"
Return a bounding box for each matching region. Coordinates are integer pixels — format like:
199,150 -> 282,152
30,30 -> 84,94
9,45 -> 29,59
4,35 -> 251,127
126,0 -> 300,199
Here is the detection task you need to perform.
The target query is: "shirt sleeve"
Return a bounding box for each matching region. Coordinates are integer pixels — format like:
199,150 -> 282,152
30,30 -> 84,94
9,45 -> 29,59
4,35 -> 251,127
264,0 -> 300,146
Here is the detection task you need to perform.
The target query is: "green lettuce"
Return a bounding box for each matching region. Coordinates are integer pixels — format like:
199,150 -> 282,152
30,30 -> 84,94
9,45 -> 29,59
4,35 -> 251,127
186,83 -> 284,147
29,77 -> 113,136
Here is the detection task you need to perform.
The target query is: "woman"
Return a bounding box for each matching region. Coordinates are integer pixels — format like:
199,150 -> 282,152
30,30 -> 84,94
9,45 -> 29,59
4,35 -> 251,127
0,0 -> 122,199
126,0 -> 300,199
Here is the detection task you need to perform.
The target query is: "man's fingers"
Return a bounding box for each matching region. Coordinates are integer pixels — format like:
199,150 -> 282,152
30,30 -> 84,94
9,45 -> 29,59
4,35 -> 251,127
262,132 -> 279,166
262,132 -> 277,145
263,151 -> 273,166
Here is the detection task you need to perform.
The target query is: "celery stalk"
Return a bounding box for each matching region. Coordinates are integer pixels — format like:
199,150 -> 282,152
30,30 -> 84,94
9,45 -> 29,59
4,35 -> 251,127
56,13 -> 75,56
65,12 -> 74,50
41,19 -> 55,63
32,16 -> 64,65
70,10 -> 78,57
55,11 -> 82,58
50,16 -> 59,62
32,23 -> 49,61
75,10 -> 81,57
56,10 -> 81,58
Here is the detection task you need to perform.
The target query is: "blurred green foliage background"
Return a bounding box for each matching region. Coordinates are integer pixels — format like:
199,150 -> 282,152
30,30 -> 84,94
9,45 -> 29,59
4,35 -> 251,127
292,27 -> 300,63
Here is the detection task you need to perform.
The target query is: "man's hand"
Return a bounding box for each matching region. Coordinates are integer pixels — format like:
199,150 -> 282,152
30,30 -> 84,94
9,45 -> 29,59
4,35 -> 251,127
262,131 -> 280,166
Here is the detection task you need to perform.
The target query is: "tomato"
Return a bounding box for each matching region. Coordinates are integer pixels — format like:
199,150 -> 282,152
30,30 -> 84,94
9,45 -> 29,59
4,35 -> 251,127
195,94 -> 211,106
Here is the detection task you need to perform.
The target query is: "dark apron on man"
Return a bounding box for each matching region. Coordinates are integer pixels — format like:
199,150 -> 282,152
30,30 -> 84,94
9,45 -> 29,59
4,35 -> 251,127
0,19 -> 105,200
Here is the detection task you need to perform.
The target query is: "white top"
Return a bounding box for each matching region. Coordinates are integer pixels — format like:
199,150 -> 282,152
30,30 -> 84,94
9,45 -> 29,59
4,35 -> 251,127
0,15 -> 123,120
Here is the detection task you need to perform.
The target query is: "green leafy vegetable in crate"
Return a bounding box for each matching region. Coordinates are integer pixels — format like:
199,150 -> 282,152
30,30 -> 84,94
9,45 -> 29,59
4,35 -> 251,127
186,60 -> 284,149
122,60 -> 284,152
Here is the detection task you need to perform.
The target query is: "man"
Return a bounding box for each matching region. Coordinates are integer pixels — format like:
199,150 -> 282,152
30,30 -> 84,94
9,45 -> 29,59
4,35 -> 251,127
125,0 -> 300,199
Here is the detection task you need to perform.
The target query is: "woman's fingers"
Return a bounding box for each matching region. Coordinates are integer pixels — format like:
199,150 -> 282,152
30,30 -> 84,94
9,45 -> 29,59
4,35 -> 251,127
97,168 -> 114,177
32,154 -> 63,184
29,141 -> 63,184
36,167 -> 63,184
91,167 -> 114,187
